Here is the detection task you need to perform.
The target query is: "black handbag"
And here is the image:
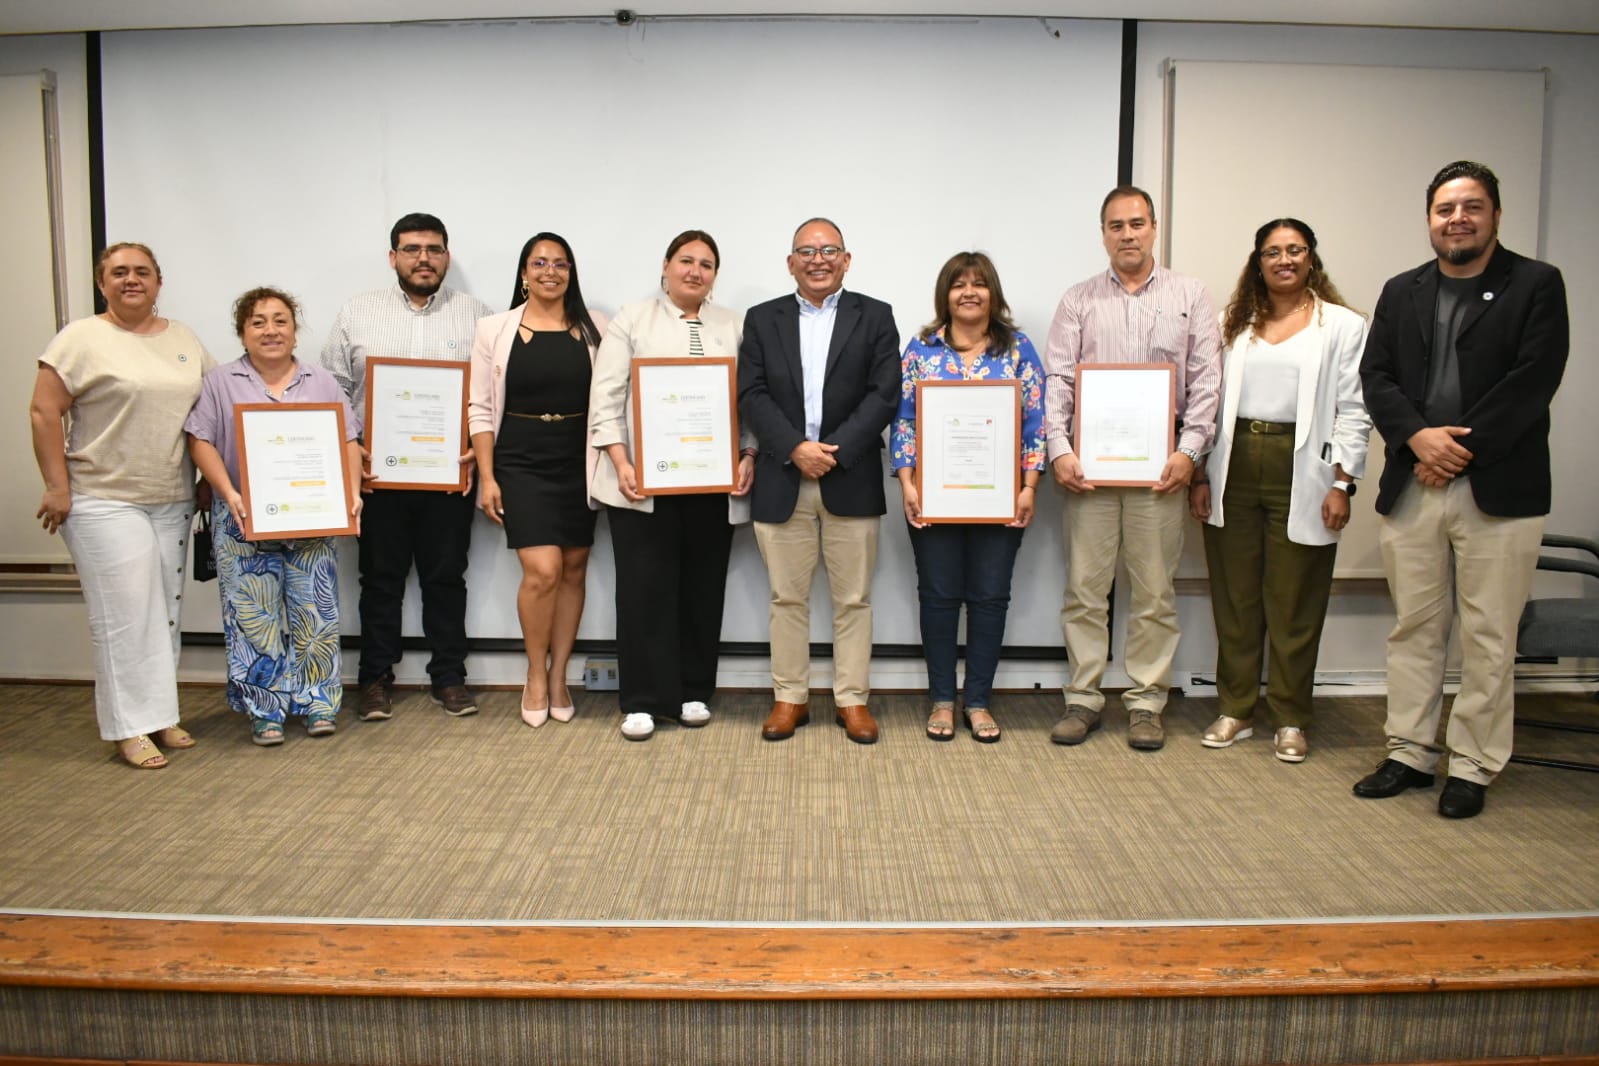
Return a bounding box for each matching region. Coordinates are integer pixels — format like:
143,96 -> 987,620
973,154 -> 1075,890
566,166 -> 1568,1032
192,509 -> 218,583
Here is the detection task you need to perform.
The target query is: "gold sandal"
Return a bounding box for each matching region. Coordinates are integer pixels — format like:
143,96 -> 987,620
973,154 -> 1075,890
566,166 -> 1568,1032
117,735 -> 168,770
153,725 -> 195,749
926,702 -> 956,741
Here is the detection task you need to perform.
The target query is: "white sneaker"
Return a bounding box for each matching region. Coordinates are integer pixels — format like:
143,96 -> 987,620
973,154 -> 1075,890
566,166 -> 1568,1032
621,712 -> 655,741
680,701 -> 711,727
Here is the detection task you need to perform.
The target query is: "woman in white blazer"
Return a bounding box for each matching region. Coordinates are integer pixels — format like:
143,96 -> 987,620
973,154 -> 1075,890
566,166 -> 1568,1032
469,232 -> 608,729
589,229 -> 755,741
1189,218 -> 1371,763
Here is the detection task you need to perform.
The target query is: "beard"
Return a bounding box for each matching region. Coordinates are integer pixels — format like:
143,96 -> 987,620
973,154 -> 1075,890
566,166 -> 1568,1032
1433,225 -> 1497,266
396,268 -> 443,300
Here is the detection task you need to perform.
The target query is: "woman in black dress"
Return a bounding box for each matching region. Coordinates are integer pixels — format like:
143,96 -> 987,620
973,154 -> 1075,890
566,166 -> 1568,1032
469,232 -> 607,727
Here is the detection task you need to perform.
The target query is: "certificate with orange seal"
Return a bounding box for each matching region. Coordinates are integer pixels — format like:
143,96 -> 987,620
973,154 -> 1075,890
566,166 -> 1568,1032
234,403 -> 356,541
363,358 -> 470,492
630,357 -> 738,495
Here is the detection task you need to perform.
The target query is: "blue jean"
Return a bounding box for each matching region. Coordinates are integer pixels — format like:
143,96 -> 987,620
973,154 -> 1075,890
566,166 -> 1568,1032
907,522 -> 1025,708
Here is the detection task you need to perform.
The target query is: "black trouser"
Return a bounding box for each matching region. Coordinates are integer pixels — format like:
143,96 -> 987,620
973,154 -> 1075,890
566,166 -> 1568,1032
356,488 -> 477,687
607,495 -> 734,718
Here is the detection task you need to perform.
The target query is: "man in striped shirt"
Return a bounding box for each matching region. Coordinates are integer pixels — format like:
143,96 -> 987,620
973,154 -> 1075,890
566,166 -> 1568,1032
1042,186 -> 1222,752
320,212 -> 492,722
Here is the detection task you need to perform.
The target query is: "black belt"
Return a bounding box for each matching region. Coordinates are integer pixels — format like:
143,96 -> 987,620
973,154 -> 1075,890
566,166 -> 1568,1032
507,411 -> 584,422
1237,418 -> 1293,435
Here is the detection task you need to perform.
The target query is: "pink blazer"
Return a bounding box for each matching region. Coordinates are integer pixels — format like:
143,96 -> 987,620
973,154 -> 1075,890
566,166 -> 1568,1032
468,304 -> 609,509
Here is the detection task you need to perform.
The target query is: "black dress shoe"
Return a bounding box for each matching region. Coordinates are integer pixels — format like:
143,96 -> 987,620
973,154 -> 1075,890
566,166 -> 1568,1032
1352,758 -> 1436,798
1438,777 -> 1487,819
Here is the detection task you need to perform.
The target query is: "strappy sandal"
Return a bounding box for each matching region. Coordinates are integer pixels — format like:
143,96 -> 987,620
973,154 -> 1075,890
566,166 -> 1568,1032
117,735 -> 168,769
925,702 -> 956,741
963,707 -> 1002,744
305,712 -> 337,738
153,725 -> 196,749
250,717 -> 285,747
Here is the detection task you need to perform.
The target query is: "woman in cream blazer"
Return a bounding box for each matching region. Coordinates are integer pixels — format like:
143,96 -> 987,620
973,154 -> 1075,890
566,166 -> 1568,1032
469,232 -> 608,729
1190,218 -> 1371,764
589,229 -> 755,741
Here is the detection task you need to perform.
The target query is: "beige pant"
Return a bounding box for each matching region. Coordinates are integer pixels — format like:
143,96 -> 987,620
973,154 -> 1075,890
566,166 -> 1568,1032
1060,486 -> 1186,714
753,479 -> 880,706
1378,478 -> 1543,784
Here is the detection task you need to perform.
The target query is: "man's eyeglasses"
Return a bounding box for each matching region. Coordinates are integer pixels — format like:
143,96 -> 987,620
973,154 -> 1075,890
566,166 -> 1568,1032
792,245 -> 845,262
528,258 -> 572,273
1260,245 -> 1309,262
396,243 -> 449,260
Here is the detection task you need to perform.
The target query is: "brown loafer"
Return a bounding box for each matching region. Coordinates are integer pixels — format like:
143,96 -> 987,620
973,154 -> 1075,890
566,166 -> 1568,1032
835,704 -> 878,745
762,701 -> 810,741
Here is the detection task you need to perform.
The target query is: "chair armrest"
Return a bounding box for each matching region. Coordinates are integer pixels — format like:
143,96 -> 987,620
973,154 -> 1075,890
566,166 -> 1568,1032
1540,533 -> 1599,558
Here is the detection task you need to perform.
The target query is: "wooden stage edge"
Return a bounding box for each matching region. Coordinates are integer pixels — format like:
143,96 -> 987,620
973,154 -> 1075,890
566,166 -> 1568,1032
1,913 -> 1596,1001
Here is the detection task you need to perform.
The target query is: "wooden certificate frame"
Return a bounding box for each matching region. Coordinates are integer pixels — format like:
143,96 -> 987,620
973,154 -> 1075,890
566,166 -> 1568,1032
914,379 -> 1022,524
629,357 -> 738,496
1073,363 -> 1177,486
363,358 -> 470,493
234,403 -> 356,541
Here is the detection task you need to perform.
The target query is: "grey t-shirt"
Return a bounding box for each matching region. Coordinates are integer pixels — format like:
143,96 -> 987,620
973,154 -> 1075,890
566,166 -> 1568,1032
1425,272 -> 1474,426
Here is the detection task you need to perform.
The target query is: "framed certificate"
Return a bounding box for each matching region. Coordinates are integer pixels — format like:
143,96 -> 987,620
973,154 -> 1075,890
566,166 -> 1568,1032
915,380 -> 1021,524
1073,363 -> 1177,486
630,357 -> 738,495
363,358 -> 470,492
234,403 -> 357,541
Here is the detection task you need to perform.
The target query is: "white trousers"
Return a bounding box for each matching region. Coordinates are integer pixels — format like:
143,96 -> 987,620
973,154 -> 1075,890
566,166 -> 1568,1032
58,494 -> 191,740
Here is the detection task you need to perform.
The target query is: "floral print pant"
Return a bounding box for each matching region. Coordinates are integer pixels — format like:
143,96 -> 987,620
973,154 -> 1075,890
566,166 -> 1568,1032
212,501 -> 343,722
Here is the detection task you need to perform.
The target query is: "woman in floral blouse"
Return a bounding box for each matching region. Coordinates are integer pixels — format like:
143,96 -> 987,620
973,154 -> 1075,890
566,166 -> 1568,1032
891,251 -> 1047,743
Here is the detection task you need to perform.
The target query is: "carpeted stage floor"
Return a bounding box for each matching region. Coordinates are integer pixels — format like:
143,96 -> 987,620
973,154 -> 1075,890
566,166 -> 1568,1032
1,683 -> 1596,925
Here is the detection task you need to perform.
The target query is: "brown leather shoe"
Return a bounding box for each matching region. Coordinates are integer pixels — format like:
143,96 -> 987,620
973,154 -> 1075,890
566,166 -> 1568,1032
762,701 -> 810,741
835,704 -> 879,745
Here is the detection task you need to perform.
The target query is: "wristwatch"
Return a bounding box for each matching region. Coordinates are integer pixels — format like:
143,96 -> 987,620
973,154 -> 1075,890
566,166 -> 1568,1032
1332,479 -> 1356,497
1177,446 -> 1200,463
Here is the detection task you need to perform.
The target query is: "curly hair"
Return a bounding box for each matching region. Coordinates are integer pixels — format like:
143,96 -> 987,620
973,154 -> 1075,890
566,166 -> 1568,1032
231,285 -> 303,338
1220,218 -> 1353,348
918,251 -> 1017,356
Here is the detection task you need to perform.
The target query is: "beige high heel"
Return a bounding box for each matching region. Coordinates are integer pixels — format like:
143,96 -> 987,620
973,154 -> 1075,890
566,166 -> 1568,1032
521,684 -> 549,728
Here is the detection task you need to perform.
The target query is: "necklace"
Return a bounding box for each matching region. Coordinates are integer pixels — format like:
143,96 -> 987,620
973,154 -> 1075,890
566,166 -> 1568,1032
1269,297 -> 1311,320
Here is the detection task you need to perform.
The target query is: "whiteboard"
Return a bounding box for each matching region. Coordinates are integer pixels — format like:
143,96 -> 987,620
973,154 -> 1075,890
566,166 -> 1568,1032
101,16 -> 1123,642
1162,60 -> 1546,577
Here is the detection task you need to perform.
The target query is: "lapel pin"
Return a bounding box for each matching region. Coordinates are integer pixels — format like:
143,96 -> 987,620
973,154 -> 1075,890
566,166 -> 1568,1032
1483,292 -> 1495,301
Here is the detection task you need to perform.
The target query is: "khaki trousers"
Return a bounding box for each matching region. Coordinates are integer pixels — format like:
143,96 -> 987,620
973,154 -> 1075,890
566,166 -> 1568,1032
1060,486 -> 1186,714
754,479 -> 880,706
1377,478 -> 1543,784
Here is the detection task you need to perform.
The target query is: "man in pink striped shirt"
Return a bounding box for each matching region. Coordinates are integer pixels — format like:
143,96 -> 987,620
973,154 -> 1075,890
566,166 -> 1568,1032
1042,185 -> 1222,751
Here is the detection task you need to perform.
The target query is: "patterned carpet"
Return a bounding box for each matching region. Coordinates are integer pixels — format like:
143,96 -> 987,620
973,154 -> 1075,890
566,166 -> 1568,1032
2,683 -> 1596,923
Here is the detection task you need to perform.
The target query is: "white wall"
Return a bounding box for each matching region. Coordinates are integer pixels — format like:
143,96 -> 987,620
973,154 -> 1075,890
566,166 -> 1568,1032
0,32 -> 102,683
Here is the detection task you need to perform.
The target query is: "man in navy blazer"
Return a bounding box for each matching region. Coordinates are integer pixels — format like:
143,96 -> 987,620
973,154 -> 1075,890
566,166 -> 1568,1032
738,218 -> 901,744
1354,160 -> 1569,819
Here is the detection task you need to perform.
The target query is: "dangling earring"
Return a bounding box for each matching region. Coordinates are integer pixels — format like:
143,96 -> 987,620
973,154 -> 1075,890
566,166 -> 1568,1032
520,278 -> 529,298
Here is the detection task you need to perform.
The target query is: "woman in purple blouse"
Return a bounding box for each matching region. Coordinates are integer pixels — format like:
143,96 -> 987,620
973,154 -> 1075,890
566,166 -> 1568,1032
892,252 -> 1047,743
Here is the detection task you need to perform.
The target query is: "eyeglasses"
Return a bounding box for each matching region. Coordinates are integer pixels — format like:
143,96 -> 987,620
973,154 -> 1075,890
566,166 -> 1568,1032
396,243 -> 449,259
1260,244 -> 1309,262
528,258 -> 572,273
792,245 -> 845,262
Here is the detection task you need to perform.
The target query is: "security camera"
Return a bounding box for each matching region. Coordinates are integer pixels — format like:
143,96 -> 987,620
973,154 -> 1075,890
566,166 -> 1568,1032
615,9 -> 636,25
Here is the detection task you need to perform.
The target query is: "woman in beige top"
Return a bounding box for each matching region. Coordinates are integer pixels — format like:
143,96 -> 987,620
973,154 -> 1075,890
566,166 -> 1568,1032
589,230 -> 755,742
29,243 -> 214,769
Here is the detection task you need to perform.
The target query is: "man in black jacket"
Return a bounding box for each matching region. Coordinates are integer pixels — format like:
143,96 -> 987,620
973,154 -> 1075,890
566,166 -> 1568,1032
738,218 -> 900,745
1354,161 -> 1569,819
